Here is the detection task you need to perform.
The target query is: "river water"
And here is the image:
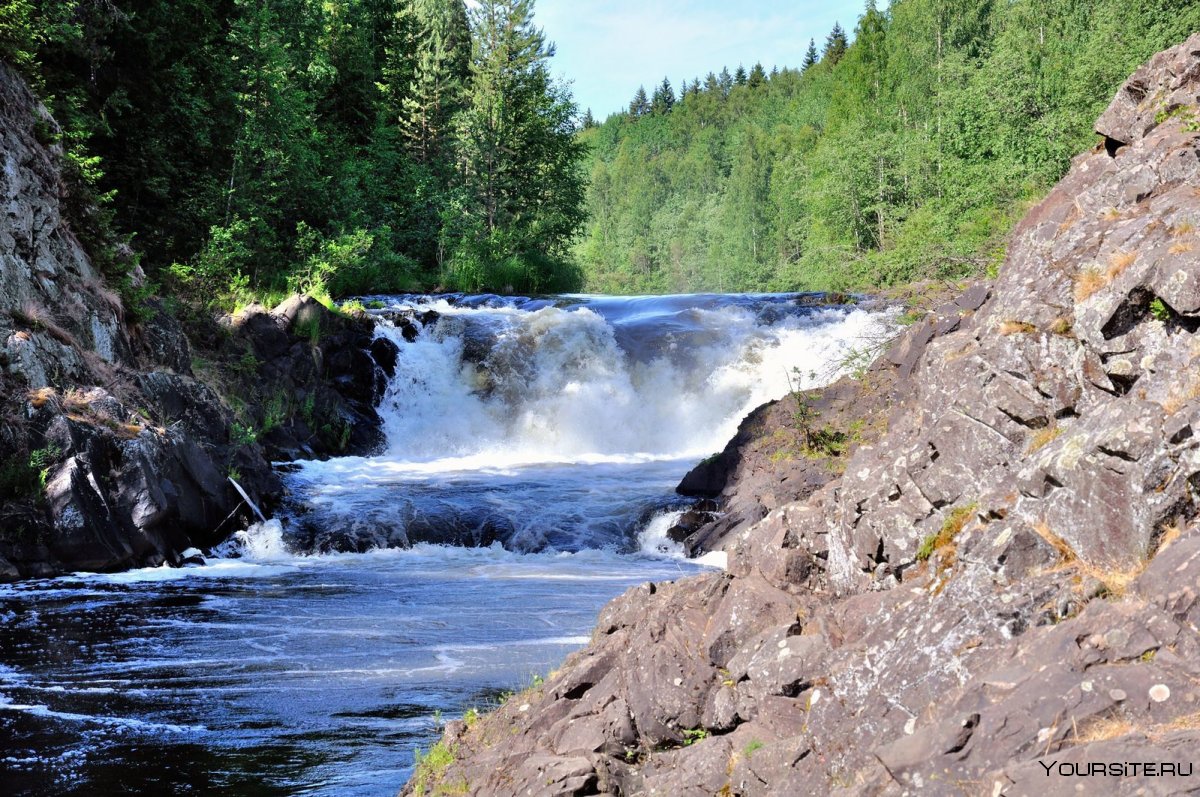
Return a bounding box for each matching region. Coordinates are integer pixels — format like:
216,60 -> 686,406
0,293 -> 894,796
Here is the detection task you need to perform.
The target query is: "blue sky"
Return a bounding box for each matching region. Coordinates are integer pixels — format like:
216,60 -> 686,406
532,0 -> 867,118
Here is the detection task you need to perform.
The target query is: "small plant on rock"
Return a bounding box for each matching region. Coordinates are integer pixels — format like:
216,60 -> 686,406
917,502 -> 978,562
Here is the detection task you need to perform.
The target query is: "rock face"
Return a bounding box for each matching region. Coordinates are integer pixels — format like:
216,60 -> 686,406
0,63 -> 394,579
406,35 -> 1200,797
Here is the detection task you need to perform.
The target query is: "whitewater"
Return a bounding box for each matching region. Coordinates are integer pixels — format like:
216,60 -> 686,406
0,293 -> 895,796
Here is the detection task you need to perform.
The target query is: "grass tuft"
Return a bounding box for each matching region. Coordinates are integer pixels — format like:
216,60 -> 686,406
1073,266 -> 1106,303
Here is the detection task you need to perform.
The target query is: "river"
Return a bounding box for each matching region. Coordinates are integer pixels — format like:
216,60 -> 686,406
0,293 -> 894,796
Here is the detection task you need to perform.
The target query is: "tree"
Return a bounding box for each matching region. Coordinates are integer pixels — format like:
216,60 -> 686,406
823,23 -> 848,64
402,0 -> 472,164
718,66 -> 733,95
748,62 -> 766,88
802,38 -> 819,70
651,77 -> 675,114
630,85 -> 650,116
581,108 -> 597,128
734,64 -> 747,86
452,0 -> 586,288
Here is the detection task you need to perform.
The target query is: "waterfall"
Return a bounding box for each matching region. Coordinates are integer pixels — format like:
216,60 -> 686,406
278,293 -> 896,554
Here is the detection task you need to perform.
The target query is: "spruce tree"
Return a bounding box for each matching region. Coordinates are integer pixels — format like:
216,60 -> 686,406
453,0 -> 585,283
402,0 -> 472,164
651,77 -> 675,114
748,62 -> 766,88
718,66 -> 733,96
823,23 -> 847,64
630,85 -> 650,116
734,64 -> 747,86
802,38 -> 818,70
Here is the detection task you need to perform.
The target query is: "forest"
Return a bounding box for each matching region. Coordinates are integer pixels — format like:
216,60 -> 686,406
3,0 -> 1200,302
576,0 -> 1200,294
0,0 -> 585,306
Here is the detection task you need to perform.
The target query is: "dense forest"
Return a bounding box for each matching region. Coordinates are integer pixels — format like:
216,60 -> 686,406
3,1 -> 1200,303
0,0 -> 585,306
576,0 -> 1200,294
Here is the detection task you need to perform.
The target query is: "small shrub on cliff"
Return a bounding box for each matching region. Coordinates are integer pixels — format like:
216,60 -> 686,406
917,503 -> 978,562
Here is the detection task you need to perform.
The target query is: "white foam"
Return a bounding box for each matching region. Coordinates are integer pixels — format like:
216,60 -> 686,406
363,301 -> 895,467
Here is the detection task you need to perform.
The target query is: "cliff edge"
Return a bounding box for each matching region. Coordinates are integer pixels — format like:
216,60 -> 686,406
405,34 -> 1200,797
0,62 -> 395,579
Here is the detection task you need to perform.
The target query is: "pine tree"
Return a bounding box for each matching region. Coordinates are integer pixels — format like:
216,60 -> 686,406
823,23 -> 847,65
703,72 -> 719,94
734,64 -> 747,86
582,108 -> 596,128
630,85 -> 650,116
748,62 -> 766,88
802,38 -> 818,70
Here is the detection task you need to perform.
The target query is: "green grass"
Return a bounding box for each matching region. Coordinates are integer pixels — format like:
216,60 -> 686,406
411,741 -> 460,796
916,502 -> 978,562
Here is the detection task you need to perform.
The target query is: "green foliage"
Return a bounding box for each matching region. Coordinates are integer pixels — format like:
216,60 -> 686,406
231,422 -> 258,446
411,741 -> 457,795
916,502 -> 979,561
1150,297 -> 1171,321
0,446 -> 62,501
743,739 -> 765,758
681,728 -> 710,746
577,0 -> 1200,293
15,0 -> 585,306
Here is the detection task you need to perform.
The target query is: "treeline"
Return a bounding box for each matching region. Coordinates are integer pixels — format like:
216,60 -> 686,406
576,0 -> 1200,294
0,0 -> 586,304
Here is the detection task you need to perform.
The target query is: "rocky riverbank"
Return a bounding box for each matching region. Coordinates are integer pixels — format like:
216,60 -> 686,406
0,62 -> 396,580
404,35 -> 1200,796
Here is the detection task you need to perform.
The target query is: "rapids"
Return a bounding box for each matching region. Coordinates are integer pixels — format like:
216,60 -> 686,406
0,293 -> 895,796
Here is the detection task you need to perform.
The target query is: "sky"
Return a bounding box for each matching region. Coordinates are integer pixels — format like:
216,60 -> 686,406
532,0 -> 867,118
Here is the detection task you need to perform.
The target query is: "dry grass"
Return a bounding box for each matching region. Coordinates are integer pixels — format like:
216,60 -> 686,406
1031,520 -> 1145,598
1170,220 -> 1195,237
1071,710 -> 1200,749
1104,250 -> 1136,280
1082,560 -> 1147,598
1032,521 -> 1078,564
84,279 -> 125,321
999,320 -> 1038,335
1027,424 -> 1064,453
1156,519 -> 1186,553
1049,316 -> 1073,335
1101,206 -> 1122,221
1161,376 -> 1200,414
15,300 -> 78,348
1074,715 -> 1135,744
1169,240 -> 1197,255
1074,266 -> 1107,302
27,387 -> 59,411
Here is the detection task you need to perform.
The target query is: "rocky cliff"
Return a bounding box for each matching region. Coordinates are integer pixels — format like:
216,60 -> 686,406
406,35 -> 1200,796
0,62 -> 395,579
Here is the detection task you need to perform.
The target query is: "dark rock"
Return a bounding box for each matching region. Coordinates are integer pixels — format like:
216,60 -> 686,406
369,336 -> 399,377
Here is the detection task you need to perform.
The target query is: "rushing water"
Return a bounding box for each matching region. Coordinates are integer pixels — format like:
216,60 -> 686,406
0,293 -> 895,796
